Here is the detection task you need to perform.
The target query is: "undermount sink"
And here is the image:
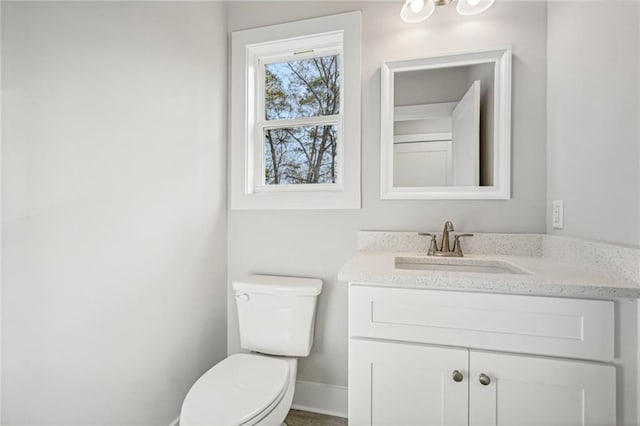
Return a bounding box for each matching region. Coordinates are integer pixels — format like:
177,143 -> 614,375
395,256 -> 531,275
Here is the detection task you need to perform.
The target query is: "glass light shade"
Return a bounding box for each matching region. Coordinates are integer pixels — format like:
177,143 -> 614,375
400,0 -> 435,23
410,0 -> 425,12
456,0 -> 495,16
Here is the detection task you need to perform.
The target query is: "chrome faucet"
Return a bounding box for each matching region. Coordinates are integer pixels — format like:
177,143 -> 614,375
419,221 -> 474,257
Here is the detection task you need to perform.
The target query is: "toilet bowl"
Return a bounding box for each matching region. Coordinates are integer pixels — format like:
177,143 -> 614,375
179,275 -> 322,426
180,354 -> 297,426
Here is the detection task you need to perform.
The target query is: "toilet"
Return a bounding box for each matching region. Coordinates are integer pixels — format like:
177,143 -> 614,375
180,274 -> 323,426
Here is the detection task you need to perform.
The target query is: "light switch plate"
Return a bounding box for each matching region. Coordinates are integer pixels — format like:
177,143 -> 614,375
552,200 -> 564,229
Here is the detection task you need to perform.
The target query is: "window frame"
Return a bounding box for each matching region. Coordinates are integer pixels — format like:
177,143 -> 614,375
230,12 -> 361,210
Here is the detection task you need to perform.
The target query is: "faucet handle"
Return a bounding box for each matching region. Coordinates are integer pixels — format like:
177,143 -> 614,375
418,232 -> 439,255
453,234 -> 474,256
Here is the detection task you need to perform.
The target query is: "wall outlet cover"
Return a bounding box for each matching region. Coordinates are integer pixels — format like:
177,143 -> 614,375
552,200 -> 564,229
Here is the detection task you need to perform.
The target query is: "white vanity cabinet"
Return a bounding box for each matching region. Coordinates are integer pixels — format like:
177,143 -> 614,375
348,284 -> 617,426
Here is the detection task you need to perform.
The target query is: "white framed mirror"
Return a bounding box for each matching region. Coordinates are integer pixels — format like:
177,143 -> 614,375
380,48 -> 512,200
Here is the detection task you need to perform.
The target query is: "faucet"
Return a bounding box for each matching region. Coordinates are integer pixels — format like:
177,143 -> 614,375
419,221 -> 474,257
440,221 -> 454,253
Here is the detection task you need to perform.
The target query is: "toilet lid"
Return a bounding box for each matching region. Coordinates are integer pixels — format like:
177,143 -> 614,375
180,353 -> 290,426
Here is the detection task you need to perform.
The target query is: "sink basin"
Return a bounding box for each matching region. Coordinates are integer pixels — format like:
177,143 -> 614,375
395,257 -> 531,275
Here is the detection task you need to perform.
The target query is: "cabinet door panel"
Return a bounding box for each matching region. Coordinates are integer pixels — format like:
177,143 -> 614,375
349,339 -> 469,426
469,351 -> 615,426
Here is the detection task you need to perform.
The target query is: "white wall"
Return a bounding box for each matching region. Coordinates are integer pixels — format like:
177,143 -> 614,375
394,67 -> 470,105
227,0 -> 548,410
547,1 -> 640,247
0,1 -> 3,421
546,9 -> 640,421
1,2 -> 228,424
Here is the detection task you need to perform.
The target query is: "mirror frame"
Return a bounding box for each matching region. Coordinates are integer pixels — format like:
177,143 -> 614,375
380,48 -> 512,200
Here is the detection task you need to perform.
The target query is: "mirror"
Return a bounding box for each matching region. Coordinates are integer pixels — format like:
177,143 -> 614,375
380,48 -> 511,199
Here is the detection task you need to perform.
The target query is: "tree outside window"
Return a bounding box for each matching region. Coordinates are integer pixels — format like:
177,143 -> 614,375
262,54 -> 341,185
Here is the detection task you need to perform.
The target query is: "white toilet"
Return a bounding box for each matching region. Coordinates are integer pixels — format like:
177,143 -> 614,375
180,274 -> 323,426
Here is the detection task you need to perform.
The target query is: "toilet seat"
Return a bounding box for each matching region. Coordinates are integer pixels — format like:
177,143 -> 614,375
180,353 -> 290,426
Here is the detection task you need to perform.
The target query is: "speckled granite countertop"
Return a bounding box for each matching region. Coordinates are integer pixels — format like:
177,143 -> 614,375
338,232 -> 640,299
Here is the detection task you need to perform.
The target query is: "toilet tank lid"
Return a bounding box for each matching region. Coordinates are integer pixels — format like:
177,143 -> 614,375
233,274 -> 323,296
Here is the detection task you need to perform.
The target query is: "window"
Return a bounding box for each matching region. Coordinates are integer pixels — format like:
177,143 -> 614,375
261,50 -> 341,188
231,12 -> 361,209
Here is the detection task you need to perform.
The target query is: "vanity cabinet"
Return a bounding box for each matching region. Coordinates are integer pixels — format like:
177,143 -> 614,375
348,284 -> 617,426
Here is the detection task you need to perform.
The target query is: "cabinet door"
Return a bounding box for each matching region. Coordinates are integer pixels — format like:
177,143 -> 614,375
349,339 -> 469,426
469,351 -> 615,426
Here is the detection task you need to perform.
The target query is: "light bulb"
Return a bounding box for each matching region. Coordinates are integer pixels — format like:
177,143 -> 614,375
456,0 -> 495,15
400,0 -> 435,23
409,0 -> 425,13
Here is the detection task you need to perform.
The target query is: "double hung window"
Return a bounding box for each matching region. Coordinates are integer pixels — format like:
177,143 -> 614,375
230,12 -> 361,210
256,34 -> 343,190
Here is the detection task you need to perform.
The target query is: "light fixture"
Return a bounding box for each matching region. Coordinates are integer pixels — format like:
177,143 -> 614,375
400,0 -> 495,23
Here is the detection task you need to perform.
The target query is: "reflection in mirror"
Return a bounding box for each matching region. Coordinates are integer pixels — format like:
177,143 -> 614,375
381,49 -> 511,199
394,67 -> 490,187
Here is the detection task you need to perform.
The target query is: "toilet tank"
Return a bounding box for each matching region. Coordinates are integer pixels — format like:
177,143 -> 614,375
233,275 -> 323,357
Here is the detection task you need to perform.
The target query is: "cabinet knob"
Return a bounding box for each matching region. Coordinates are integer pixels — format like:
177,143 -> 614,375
479,373 -> 491,386
452,370 -> 464,382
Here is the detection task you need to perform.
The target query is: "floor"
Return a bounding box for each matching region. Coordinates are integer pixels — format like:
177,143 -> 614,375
285,409 -> 347,426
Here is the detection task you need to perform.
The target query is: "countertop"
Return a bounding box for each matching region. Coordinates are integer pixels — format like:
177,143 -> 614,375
338,251 -> 640,299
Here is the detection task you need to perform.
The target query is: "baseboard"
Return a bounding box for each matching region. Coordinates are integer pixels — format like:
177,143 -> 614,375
168,415 -> 179,426
291,380 -> 348,418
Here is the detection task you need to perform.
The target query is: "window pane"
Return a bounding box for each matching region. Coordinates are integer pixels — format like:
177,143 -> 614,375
265,55 -> 341,120
264,125 -> 338,185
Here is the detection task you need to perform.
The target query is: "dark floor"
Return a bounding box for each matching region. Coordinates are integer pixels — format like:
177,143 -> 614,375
285,409 -> 348,426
